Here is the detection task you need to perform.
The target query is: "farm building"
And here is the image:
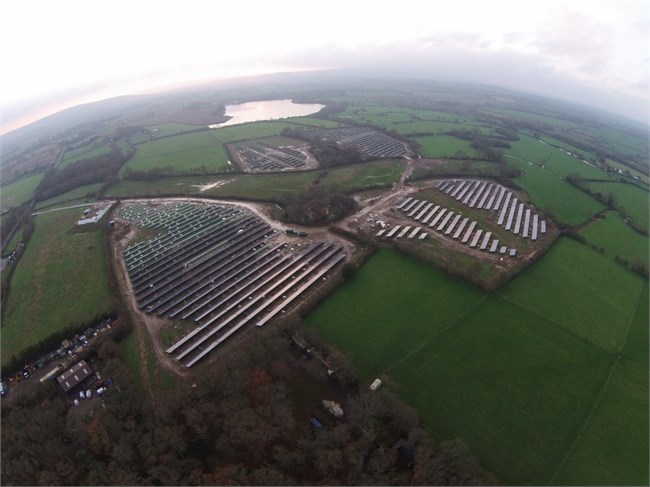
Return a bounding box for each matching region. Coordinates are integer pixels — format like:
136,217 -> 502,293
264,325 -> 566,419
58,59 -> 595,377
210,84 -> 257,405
56,360 -> 93,393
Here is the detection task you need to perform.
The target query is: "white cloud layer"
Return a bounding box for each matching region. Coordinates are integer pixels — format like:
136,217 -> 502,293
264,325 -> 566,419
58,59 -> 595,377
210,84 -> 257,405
1,0 -> 648,129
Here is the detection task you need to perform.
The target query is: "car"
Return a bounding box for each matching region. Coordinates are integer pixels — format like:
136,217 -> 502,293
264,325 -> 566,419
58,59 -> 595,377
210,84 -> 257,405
79,390 -> 85,400
86,389 -> 92,398
73,399 -> 79,406
96,387 -> 106,396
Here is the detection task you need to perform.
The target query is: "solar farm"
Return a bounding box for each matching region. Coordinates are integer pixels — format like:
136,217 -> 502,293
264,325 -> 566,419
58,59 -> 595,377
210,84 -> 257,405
307,127 -> 408,158
230,138 -> 318,172
367,178 -> 550,264
118,201 -> 346,367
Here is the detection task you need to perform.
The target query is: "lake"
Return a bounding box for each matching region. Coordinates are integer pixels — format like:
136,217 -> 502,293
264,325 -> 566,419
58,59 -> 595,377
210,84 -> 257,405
210,99 -> 324,128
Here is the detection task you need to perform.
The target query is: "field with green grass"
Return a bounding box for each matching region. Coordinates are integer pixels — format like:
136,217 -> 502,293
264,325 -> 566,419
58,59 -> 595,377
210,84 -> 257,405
34,182 -> 105,209
286,116 -> 340,128
306,247 -> 648,485
306,249 -> 486,378
107,160 -> 404,200
413,135 -> 481,158
120,132 -> 229,176
147,122 -> 200,138
580,211 -> 649,268
60,142 -> 113,168
1,208 -> 115,366
499,237 -> 645,353
209,121 -> 302,144
0,172 -> 44,210
584,181 -> 649,233
507,156 -> 605,225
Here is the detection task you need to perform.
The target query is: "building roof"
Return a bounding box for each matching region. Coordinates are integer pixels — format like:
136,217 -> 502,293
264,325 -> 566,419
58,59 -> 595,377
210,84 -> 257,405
56,360 -> 92,392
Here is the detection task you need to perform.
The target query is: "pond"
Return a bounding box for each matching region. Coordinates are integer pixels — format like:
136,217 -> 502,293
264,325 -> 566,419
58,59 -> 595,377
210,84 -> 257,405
210,99 -> 324,128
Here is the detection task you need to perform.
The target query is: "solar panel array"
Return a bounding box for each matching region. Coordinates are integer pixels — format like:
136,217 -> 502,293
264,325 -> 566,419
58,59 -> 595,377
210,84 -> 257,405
435,179 -> 547,240
307,127 -> 407,158
233,141 -> 307,171
384,197 -> 517,256
120,202 -> 345,367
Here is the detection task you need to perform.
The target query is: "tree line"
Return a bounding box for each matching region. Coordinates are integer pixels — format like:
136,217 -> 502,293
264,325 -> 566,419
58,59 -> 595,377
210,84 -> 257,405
34,146 -> 134,202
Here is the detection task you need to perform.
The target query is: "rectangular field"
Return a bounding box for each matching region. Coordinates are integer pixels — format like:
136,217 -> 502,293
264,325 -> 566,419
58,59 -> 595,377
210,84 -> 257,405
34,183 -> 105,209
499,237 -> 645,353
506,156 -> 605,225
306,248 -> 485,379
552,361 -> 648,486
208,121 -> 302,144
413,135 -> 481,159
584,181 -> 649,233
120,132 -> 229,176
0,172 -> 44,210
580,211 -> 649,268
1,208 -> 115,365
388,294 -> 612,485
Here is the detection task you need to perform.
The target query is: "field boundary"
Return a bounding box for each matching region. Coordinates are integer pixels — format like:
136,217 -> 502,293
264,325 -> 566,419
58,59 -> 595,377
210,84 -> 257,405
547,359 -> 618,484
496,292 -> 617,355
382,292 -> 490,376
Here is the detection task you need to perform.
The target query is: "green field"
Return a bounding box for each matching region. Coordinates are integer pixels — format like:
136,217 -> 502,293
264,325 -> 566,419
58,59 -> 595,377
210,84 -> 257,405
34,183 -> 104,209
120,132 -> 229,176
60,142 -> 113,168
147,122 -> 200,138
552,361 -> 648,485
286,116 -> 340,128
1,208 -> 115,365
499,238 -> 645,353
306,247 -> 648,484
0,172 -> 44,210
107,160 -> 404,200
413,135 -> 481,158
389,294 -> 612,484
580,212 -> 649,268
209,121 -> 302,144
306,249 -> 486,378
507,156 -> 606,225
585,181 -> 649,233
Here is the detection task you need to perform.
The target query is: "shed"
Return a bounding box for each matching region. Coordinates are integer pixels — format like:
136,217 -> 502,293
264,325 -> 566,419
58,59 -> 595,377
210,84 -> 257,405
57,360 -> 93,393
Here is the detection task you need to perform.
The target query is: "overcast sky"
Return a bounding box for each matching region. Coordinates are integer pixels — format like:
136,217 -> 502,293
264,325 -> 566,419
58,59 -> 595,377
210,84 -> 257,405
1,0 -> 648,134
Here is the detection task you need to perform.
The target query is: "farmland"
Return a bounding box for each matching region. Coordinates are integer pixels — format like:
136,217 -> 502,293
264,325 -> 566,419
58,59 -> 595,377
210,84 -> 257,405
506,155 -> 606,225
580,211 -> 649,268
1,208 -> 115,366
306,249 -> 486,379
34,182 -> 105,210
306,247 -> 648,485
584,181 -> 649,233
413,135 -> 481,158
106,160 -> 405,200
500,238 -> 645,353
120,132 -> 230,175
0,172 -> 44,210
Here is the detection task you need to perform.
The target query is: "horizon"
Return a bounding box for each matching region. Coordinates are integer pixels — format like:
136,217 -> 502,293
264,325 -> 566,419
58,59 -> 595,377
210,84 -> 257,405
1,0 -> 648,135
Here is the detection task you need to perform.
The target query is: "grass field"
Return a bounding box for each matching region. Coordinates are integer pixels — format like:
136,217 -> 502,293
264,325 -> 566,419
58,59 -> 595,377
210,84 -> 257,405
1,208 -> 115,366
107,160 -> 404,200
60,142 -> 113,168
306,249 -> 486,378
120,132 -> 229,176
34,183 -> 105,209
507,156 -> 606,225
147,122 -> 200,138
584,181 -> 649,233
580,211 -> 649,268
413,135 -> 481,158
552,360 -> 648,486
286,117 -> 340,128
0,172 -> 44,210
389,294 -> 612,484
499,238 -> 645,353
208,121 -> 302,144
306,247 -> 648,485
